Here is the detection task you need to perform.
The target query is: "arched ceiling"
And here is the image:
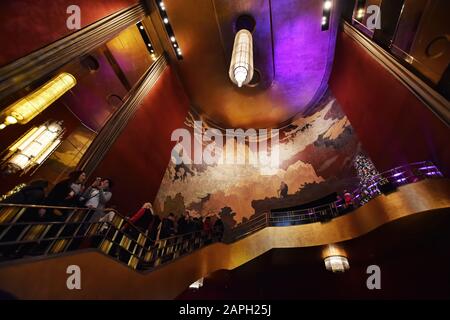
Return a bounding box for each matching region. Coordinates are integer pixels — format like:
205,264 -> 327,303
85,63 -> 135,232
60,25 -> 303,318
161,0 -> 340,129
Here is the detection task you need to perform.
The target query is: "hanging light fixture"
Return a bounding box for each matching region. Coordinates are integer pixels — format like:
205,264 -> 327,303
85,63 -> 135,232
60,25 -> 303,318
322,244 -> 350,273
1,121 -> 65,175
0,73 -> 76,130
229,29 -> 254,88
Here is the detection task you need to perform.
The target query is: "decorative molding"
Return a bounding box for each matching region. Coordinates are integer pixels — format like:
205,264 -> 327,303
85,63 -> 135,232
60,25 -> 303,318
0,3 -> 146,101
342,21 -> 450,127
79,54 -> 168,176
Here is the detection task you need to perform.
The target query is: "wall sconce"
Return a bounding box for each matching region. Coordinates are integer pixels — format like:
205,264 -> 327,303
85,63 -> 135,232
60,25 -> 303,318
322,244 -> 350,273
1,121 -> 65,175
0,73 -> 76,130
229,29 -> 254,88
189,278 -> 204,289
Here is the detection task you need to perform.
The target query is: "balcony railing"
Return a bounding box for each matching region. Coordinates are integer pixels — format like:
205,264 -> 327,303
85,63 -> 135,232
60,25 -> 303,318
226,161 -> 443,241
0,161 -> 444,271
0,204 -> 222,271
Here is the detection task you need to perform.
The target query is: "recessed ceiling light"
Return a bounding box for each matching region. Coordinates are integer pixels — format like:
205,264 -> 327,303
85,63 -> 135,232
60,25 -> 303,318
160,2 -> 165,10
170,36 -> 176,42
324,0 -> 332,10
163,18 -> 169,24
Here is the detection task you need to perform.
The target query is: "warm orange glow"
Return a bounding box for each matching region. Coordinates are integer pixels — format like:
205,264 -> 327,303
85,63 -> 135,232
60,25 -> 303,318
0,73 -> 76,129
2,121 -> 64,174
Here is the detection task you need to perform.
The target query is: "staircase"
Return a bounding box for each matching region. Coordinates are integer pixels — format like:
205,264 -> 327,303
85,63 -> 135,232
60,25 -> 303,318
0,162 -> 449,299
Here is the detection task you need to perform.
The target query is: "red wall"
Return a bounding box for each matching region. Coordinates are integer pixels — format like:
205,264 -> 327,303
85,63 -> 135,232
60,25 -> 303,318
0,0 -> 138,67
62,48 -> 129,132
91,66 -> 190,215
329,30 -> 450,176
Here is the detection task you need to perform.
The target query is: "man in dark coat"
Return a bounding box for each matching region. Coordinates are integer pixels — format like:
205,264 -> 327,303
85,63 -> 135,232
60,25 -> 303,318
160,213 -> 176,239
1,180 -> 48,205
1,180 -> 49,222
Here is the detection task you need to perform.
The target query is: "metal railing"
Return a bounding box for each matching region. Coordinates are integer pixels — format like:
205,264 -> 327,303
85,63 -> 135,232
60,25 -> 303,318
0,161 -> 444,270
227,161 -> 443,241
0,204 -> 222,271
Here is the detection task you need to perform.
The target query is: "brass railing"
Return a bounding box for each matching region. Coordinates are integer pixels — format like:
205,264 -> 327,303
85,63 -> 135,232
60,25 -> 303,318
226,161 -> 444,241
0,161 -> 444,270
0,204 -> 222,271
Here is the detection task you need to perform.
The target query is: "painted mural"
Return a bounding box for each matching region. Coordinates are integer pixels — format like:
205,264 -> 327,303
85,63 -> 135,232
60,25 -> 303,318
154,92 -> 362,228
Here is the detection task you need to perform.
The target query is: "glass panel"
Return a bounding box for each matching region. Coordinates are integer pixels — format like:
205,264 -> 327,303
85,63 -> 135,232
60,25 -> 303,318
22,225 -> 47,241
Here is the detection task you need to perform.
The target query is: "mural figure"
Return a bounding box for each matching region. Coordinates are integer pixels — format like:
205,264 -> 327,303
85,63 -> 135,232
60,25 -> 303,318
278,181 -> 289,198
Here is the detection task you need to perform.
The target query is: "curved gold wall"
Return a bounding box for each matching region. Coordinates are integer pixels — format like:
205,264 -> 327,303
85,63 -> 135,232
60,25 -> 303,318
0,179 -> 449,299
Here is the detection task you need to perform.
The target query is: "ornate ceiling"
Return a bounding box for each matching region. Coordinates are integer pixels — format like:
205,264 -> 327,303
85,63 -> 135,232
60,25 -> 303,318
161,0 -> 340,129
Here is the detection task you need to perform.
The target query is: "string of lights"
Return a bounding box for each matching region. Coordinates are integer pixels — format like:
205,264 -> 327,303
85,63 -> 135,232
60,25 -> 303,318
155,1 -> 183,60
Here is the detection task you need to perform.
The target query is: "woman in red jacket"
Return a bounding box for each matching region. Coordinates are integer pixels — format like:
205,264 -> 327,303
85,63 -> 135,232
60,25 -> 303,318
123,203 -> 156,237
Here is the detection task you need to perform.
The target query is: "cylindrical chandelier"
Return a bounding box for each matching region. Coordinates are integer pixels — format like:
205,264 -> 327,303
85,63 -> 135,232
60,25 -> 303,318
322,245 -> 350,273
0,73 -> 76,130
1,121 -> 65,174
229,29 -> 254,88
324,256 -> 350,273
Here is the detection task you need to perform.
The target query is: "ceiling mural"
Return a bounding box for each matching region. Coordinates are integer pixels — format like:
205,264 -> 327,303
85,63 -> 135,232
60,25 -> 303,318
154,91 -> 363,227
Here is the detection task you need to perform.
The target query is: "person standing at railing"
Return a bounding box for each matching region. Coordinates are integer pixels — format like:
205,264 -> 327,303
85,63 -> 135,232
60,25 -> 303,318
160,213 -> 176,239
1,180 -> 48,207
40,171 -> 86,219
203,217 -> 213,234
81,178 -> 113,223
149,213 -> 161,242
122,203 -> 155,237
343,190 -> 354,212
193,217 -> 203,232
1,180 -> 49,222
177,211 -> 190,235
98,206 -> 117,234
213,216 -> 224,241
335,194 -> 344,215
203,216 -> 213,244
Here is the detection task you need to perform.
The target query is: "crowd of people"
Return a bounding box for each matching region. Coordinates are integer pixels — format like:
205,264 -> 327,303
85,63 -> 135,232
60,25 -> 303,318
120,203 -> 225,243
1,170 -> 113,222
0,171 -> 225,243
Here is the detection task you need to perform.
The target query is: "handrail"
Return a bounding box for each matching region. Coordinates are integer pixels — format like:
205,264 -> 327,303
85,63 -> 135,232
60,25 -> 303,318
0,203 -> 92,211
229,161 -> 443,239
0,204 -> 151,240
0,161 -> 444,272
